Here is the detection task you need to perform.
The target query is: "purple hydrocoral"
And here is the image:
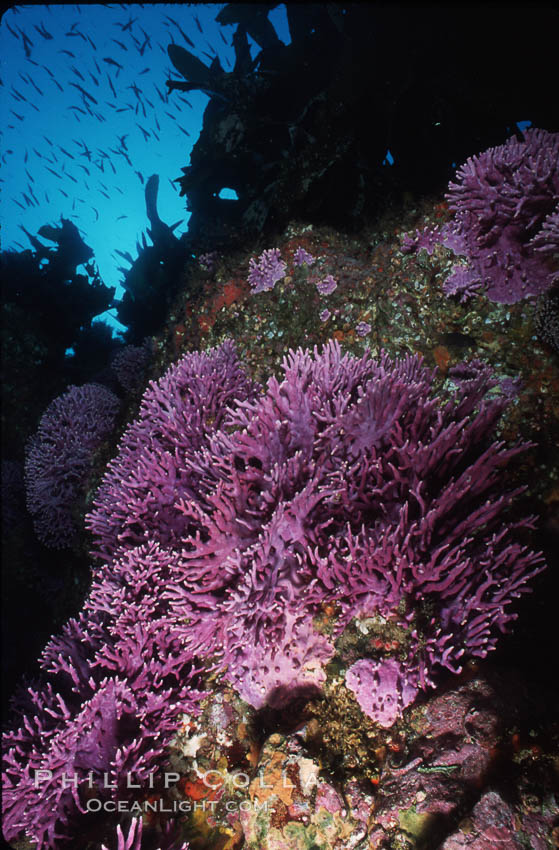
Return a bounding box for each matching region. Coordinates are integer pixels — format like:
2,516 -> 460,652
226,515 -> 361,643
442,264 -> 483,302
87,340 -> 257,562
293,246 -> 316,267
402,128 -> 559,303
4,340 -> 545,848
111,340 -> 152,393
2,542 -> 205,849
346,658 -> 418,729
101,817 -> 189,850
247,247 -> 287,292
89,340 -> 543,716
355,320 -> 372,336
531,208 -> 559,269
316,274 -> 338,295
25,383 -> 120,548
4,343 -> 253,847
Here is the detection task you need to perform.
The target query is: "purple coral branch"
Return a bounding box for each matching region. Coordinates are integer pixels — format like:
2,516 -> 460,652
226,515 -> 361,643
247,247 -> 287,292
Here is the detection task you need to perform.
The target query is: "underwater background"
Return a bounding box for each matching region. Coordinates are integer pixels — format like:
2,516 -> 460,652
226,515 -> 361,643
1,4 -> 559,849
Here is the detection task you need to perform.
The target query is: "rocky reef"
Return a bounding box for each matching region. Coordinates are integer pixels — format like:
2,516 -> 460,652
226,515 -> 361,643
2,6 -> 559,849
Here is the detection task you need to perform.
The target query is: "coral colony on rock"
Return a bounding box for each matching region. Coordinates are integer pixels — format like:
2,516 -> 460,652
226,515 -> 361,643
110,341 -> 154,395
3,340 -> 545,848
25,384 -> 121,549
402,128 -> 559,303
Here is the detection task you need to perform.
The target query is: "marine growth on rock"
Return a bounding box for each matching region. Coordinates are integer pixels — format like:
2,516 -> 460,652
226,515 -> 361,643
88,338 -> 544,718
3,340 -> 545,849
24,383 -> 120,549
402,128 -> 559,303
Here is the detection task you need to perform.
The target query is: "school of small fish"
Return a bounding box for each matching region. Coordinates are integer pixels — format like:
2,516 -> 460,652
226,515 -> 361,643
1,4 -> 237,298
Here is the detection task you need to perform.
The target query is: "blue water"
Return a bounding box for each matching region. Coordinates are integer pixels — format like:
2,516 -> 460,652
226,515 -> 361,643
1,4 -> 290,332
